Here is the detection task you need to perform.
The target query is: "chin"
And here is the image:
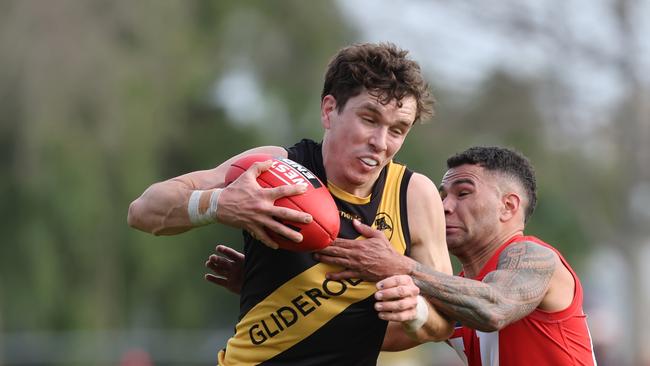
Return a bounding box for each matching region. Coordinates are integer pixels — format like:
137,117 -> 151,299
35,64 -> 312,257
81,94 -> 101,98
446,237 -> 462,249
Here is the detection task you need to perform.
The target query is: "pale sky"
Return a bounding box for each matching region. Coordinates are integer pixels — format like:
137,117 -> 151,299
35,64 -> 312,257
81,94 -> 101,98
338,0 -> 649,132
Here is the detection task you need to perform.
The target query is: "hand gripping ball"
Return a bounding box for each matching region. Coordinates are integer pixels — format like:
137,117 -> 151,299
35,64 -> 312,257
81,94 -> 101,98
225,153 -> 339,251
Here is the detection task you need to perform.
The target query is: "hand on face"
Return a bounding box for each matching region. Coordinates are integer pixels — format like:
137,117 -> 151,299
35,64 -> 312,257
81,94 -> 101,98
314,219 -> 413,282
216,160 -> 313,249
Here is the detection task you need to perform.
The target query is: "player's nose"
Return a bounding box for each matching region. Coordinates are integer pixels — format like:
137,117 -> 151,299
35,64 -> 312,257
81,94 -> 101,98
368,128 -> 388,152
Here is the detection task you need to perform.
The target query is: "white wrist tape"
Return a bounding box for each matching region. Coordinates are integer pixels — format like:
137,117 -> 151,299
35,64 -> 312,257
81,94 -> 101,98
188,189 -> 222,226
404,295 -> 429,332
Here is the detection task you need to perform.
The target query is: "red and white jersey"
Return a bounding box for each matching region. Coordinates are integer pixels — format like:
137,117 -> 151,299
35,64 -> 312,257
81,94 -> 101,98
447,235 -> 597,366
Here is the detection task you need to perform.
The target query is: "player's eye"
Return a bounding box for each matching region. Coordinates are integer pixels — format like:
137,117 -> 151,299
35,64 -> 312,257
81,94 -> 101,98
361,116 -> 375,124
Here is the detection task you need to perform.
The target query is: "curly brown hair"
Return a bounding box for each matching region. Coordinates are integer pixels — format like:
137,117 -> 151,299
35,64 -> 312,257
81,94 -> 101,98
321,42 -> 435,123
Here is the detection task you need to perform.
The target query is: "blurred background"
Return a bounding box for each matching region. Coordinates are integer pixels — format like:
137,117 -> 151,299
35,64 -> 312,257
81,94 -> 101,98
1,0 -> 648,365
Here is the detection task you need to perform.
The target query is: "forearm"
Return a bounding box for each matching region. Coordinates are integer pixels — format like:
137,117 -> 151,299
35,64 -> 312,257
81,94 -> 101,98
406,299 -> 453,342
382,301 -> 452,351
128,180 -> 219,235
410,263 -> 508,332
382,322 -> 420,351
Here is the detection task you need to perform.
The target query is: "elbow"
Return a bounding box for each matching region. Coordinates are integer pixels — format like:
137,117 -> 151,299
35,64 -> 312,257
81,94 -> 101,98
429,319 -> 455,342
127,199 -> 146,232
474,313 -> 507,333
128,198 -> 185,236
476,323 -> 500,333
440,321 -> 455,341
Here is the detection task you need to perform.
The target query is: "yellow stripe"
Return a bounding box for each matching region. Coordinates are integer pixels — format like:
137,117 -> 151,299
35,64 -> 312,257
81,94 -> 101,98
220,262 -> 375,365
378,162 -> 407,254
327,181 -> 371,204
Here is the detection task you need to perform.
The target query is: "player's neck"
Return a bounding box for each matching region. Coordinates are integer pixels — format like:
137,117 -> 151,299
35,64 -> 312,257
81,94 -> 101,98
326,174 -> 375,198
459,229 -> 524,278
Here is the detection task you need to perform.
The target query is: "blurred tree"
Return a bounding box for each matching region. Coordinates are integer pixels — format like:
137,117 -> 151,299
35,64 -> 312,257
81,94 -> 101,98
0,0 -> 353,364
443,0 -> 650,362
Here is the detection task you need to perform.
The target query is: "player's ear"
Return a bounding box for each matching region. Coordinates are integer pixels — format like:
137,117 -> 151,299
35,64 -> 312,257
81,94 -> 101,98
321,95 -> 337,129
500,192 -> 521,222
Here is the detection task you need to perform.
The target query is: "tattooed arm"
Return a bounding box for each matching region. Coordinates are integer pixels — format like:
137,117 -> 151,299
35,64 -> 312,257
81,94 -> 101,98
411,241 -> 559,332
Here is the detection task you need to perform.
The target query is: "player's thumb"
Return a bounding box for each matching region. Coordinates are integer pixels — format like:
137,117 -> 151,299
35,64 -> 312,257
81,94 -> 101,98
248,160 -> 274,177
352,219 -> 381,238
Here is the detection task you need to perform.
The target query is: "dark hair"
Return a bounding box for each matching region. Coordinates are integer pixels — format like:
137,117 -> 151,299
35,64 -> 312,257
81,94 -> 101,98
447,146 -> 538,223
321,42 -> 435,123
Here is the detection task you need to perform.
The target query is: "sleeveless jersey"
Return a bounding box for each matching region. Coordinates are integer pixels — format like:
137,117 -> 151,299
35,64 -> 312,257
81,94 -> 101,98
218,139 -> 413,365
447,235 -> 597,366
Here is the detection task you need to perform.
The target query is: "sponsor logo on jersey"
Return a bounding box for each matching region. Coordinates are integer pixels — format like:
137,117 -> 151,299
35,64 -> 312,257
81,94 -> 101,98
248,277 -> 363,345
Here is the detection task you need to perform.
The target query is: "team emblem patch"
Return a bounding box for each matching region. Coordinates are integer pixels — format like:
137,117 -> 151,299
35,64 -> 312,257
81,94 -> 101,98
374,212 -> 394,240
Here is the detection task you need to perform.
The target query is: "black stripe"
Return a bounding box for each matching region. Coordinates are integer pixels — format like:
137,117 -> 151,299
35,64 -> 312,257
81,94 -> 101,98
400,169 -> 413,257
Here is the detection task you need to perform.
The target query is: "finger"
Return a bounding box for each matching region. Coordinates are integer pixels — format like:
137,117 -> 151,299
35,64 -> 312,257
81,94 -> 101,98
375,285 -> 419,301
330,237 -> 363,249
252,229 -> 280,250
267,183 -> 309,200
267,205 -> 312,224
206,255 -> 234,274
324,270 -> 361,281
314,253 -> 351,268
261,218 -> 304,243
247,160 -> 274,177
375,297 -> 418,313
376,308 -> 418,322
353,219 -> 384,239
205,274 -> 229,287
376,274 -> 413,290
208,253 -> 233,265
316,245 -> 350,258
215,245 -> 244,262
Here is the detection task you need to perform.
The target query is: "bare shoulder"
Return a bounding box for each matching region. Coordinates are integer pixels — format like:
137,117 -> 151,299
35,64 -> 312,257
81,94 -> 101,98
496,240 -> 558,272
495,240 -> 576,312
406,172 -> 444,223
406,172 -> 451,274
407,172 -> 438,198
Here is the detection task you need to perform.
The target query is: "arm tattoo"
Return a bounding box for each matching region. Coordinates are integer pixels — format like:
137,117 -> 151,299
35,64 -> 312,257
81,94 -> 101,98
411,241 -> 556,332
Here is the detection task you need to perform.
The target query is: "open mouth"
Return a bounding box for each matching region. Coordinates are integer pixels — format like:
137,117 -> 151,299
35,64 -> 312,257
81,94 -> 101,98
360,157 -> 379,167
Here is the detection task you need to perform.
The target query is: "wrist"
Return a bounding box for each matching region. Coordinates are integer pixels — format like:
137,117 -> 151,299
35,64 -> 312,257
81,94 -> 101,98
403,295 -> 429,332
188,188 -> 223,226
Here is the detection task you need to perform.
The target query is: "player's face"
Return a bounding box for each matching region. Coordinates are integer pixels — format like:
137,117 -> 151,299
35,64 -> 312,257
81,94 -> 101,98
439,164 -> 502,255
321,90 -> 416,196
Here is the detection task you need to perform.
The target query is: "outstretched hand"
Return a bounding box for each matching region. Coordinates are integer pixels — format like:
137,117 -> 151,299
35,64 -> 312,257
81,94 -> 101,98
216,160 -> 313,249
205,245 -> 245,295
314,220 -> 414,282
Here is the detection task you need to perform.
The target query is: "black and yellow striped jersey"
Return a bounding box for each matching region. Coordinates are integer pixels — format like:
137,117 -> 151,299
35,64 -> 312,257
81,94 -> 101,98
218,139 -> 413,365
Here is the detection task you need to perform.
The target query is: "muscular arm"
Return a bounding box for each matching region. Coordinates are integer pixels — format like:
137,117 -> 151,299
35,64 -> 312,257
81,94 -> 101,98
128,146 -> 309,244
406,173 -> 453,276
411,241 -> 557,332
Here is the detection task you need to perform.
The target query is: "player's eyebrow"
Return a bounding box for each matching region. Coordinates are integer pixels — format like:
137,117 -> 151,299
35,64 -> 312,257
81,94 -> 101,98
438,178 -> 475,192
357,102 -> 414,128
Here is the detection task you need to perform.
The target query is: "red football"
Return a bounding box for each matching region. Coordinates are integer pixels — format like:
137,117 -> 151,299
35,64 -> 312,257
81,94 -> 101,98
225,153 -> 339,251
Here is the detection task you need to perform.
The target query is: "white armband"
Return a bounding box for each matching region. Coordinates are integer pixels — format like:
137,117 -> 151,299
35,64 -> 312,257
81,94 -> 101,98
404,295 -> 429,332
188,189 -> 222,226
